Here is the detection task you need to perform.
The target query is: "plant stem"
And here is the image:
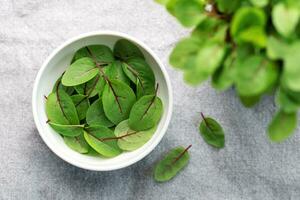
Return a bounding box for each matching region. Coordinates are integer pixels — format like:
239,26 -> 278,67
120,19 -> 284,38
172,145 -> 192,165
88,131 -> 138,142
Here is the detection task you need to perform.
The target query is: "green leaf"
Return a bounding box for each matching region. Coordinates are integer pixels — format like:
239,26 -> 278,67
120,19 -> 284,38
105,61 -> 130,85
63,134 -> 89,153
86,99 -> 114,127
212,51 -> 238,90
216,0 -> 241,13
115,120 -> 156,151
84,126 -> 122,157
169,37 -> 202,70
49,122 -> 84,137
276,87 -> 300,113
267,36 -> 289,60
102,79 -> 136,124
235,55 -> 279,96
268,110 -> 297,142
128,94 -> 163,131
62,57 -> 99,86
52,76 -> 74,95
46,90 -> 79,125
184,42 -> 226,85
282,41 -> 300,91
239,95 -> 261,107
249,0 -> 269,7
113,39 -> 144,60
231,7 -> 266,47
272,3 -> 299,38
122,58 -> 156,98
199,114 -> 225,148
71,94 -> 89,121
72,45 -> 114,64
166,0 -> 206,27
154,145 -> 191,182
74,75 -> 105,98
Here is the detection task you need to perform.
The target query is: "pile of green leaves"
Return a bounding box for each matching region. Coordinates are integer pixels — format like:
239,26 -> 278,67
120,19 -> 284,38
156,0 -> 300,142
45,39 -> 163,157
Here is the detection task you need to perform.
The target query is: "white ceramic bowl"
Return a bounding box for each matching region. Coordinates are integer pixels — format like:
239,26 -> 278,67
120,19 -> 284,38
32,31 -> 173,171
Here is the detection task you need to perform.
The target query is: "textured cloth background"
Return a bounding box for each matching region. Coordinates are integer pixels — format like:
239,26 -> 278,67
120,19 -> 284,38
1,0 -> 300,199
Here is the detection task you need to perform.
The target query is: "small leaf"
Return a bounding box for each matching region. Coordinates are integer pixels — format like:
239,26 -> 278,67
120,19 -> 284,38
166,0 -> 205,27
128,93 -> 163,131
216,0 -> 241,13
71,94 -> 90,121
276,87 -> 300,113
102,79 -> 136,124
272,3 -> 299,38
122,58 -> 156,98
84,126 -> 122,157
267,36 -> 289,60
199,113 -> 225,148
62,57 -> 99,86
239,95 -> 261,108
74,75 -> 105,98
63,134 -> 89,153
86,99 -> 114,127
72,45 -> 114,64
115,120 -> 156,151
268,110 -> 297,142
105,61 -> 130,85
46,90 -> 79,125
249,0 -> 269,7
235,55 -> 279,96
154,145 -> 191,182
113,39 -> 144,60
49,122 -> 84,137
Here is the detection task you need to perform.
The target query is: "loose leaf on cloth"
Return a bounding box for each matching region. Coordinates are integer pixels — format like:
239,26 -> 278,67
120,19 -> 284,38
71,94 -> 90,121
113,39 -> 145,60
86,99 -> 114,127
154,145 -> 191,182
235,55 -> 279,96
102,79 -> 136,124
63,134 -> 89,153
115,120 -> 156,151
72,45 -> 114,64
272,3 -> 300,38
46,89 -> 79,125
84,126 -> 122,157
199,113 -> 225,148
166,0 -> 206,27
122,58 -> 156,98
128,87 -> 163,131
62,57 -> 99,86
74,75 -> 105,98
48,122 -> 84,137
268,110 -> 298,142
105,61 -> 130,85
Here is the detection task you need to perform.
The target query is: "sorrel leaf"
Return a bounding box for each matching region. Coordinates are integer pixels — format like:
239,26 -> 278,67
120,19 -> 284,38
74,75 -> 105,98
128,93 -> 163,131
84,126 -> 122,157
63,134 -> 89,153
114,120 -> 156,151
71,94 -> 90,121
46,90 -> 79,125
154,145 -> 191,182
102,79 -> 136,124
105,61 -> 130,85
113,39 -> 144,60
48,122 -> 84,137
199,113 -> 225,148
72,45 -> 114,64
86,99 -> 114,127
62,57 -> 99,86
52,76 -> 74,95
268,110 -> 298,142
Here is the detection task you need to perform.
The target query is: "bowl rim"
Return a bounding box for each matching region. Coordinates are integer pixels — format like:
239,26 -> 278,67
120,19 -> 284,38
32,30 -> 173,171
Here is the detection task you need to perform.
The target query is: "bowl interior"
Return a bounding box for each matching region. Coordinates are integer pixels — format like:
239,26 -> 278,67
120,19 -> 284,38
33,32 -> 171,171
